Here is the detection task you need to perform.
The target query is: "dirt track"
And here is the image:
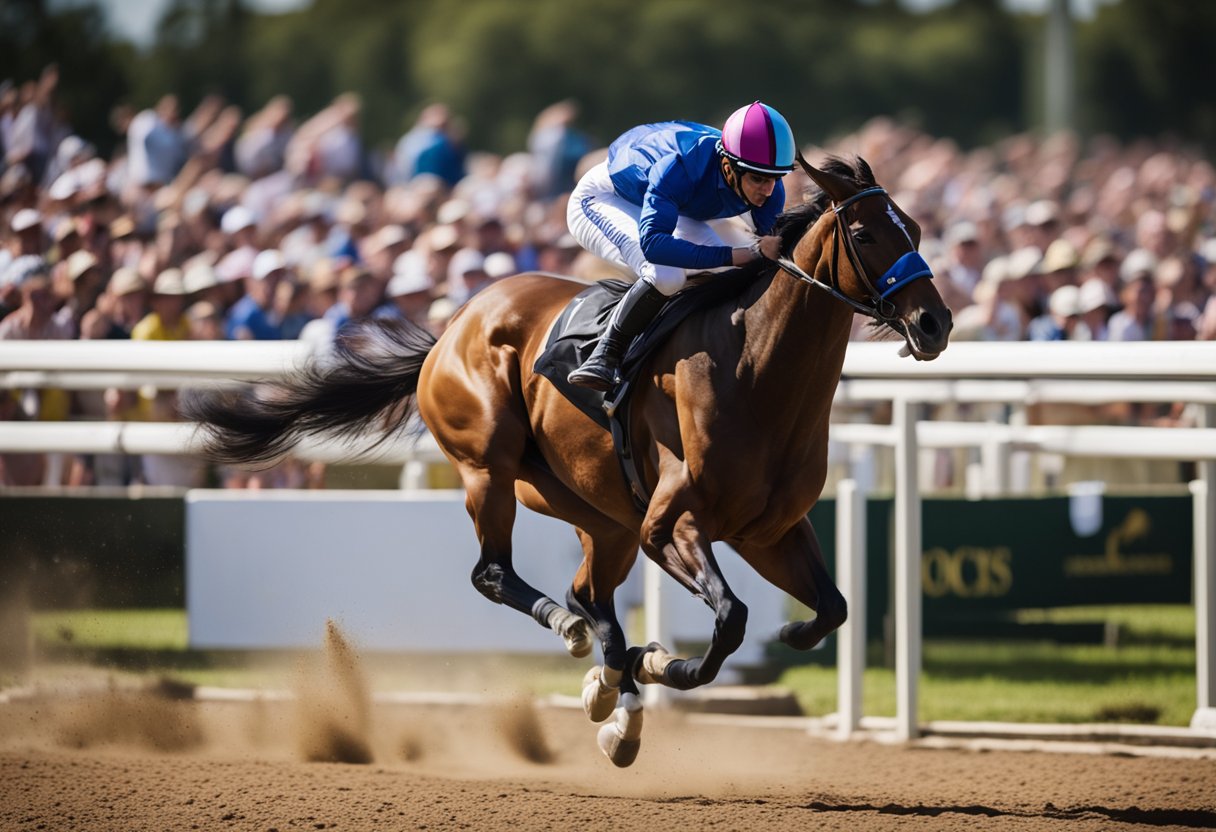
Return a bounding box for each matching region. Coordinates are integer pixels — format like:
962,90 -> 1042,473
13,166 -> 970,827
3,689 -> 1216,832
3,626 -> 1214,831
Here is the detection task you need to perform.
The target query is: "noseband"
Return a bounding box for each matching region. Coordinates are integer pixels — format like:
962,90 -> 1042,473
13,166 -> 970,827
776,187 -> 933,324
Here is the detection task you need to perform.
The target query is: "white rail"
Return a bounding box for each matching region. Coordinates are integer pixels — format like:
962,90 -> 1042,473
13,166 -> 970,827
0,339 -> 1213,736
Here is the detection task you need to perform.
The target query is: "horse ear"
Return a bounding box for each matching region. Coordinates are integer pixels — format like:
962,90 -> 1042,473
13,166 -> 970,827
796,150 -> 857,203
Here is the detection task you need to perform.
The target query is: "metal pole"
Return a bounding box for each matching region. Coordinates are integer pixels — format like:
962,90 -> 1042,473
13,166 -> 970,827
1193,404 -> 1216,731
894,397 -> 922,741
1044,0 -> 1075,133
836,479 -> 866,739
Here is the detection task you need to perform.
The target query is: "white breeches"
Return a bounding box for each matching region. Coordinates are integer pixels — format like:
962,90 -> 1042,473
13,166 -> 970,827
566,162 -> 754,296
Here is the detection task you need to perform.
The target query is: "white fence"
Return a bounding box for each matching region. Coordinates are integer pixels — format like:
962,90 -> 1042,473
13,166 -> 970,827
1,339 -> 1214,737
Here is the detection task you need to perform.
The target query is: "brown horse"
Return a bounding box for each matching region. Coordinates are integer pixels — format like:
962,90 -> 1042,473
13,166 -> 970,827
186,154 -> 952,766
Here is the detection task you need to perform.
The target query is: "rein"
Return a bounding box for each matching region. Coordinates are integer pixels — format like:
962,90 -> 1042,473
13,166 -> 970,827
774,186 -> 930,325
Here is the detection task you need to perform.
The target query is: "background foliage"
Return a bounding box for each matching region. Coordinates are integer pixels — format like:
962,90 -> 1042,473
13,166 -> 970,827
2,0 -> 1214,157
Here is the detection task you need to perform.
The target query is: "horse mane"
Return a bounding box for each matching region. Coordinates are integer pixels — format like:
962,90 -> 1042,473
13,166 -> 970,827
771,155 -> 877,259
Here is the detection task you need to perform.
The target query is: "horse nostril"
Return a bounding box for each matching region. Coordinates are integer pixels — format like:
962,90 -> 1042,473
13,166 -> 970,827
917,310 -> 940,337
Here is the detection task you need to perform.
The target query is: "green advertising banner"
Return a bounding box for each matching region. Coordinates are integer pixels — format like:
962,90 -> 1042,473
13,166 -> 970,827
808,493 -> 1193,639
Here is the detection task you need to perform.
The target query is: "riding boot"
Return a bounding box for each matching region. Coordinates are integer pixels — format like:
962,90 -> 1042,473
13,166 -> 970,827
568,280 -> 668,391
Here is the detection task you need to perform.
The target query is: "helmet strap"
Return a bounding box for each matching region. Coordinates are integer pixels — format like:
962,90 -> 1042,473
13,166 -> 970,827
720,156 -> 762,210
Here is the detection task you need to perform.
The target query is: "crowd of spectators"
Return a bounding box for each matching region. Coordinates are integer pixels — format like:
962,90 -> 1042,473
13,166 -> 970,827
2,65 -> 1214,488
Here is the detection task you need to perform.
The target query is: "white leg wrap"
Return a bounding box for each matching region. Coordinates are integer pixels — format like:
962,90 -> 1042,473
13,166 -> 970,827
581,665 -> 620,723
596,692 -> 643,768
634,644 -> 676,686
546,607 -> 593,658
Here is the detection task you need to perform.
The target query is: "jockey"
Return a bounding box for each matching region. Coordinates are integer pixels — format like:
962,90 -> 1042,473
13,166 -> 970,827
565,101 -> 796,391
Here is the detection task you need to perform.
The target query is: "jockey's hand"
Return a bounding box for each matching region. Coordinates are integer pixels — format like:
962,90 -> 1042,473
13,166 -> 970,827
731,236 -> 783,266
756,235 -> 782,260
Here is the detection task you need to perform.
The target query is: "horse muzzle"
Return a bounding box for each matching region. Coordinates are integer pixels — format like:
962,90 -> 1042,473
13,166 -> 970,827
899,304 -> 953,361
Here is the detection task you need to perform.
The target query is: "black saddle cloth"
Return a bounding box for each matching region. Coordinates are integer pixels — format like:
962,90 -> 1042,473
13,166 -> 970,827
533,269 -> 761,431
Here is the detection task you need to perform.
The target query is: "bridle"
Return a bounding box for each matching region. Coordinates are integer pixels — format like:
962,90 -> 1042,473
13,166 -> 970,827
775,186 -> 932,326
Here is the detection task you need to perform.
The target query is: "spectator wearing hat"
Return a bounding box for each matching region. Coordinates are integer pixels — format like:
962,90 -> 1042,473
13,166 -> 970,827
446,247 -> 491,306
79,266 -> 147,339
182,256 -> 226,311
426,296 -> 456,337
220,204 -> 258,247
0,260 -> 71,340
1023,199 -> 1062,251
132,268 -> 191,341
425,223 -> 462,275
51,250 -> 104,337
272,267 -> 312,340
483,251 -> 517,281
0,209 -> 47,317
7,208 -> 45,260
186,300 -> 225,341
1079,236 -> 1121,290
382,250 -> 434,328
1152,255 -> 1205,325
50,216 -> 83,263
1075,278 -> 1117,341
1029,284 -> 1081,341
1039,238 -> 1080,296
0,257 -> 73,484
225,249 -> 286,340
361,223 -> 411,283
952,256 -> 1023,341
279,191 -> 332,272
942,221 -> 983,297
326,265 -> 381,333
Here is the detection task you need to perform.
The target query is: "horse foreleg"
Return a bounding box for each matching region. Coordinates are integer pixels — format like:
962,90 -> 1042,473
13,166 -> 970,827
735,516 -> 847,651
637,501 -> 748,691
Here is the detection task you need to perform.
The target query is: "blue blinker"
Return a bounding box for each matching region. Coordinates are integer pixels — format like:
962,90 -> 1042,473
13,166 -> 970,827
877,251 -> 933,299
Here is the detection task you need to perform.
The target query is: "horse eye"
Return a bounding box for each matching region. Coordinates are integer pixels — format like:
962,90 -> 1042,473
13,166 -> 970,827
854,230 -> 875,245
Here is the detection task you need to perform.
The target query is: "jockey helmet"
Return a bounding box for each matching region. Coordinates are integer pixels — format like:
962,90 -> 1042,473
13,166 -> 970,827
717,101 -> 796,176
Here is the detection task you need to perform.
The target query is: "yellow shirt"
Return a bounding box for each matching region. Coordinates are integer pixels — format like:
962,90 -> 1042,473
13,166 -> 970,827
131,313 -> 192,341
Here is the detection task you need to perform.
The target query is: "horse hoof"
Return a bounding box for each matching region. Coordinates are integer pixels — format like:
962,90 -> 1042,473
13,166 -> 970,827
596,693 -> 643,768
597,728 -> 641,768
563,618 -> 593,658
581,666 -> 619,723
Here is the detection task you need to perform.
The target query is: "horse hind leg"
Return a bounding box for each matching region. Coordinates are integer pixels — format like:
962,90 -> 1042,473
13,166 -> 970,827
460,465 -> 591,657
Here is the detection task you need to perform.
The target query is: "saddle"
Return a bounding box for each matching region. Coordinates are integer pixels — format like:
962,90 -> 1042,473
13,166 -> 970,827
534,269 -> 762,509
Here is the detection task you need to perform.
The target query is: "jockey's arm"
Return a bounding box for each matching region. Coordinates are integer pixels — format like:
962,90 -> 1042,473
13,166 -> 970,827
637,158 -> 734,271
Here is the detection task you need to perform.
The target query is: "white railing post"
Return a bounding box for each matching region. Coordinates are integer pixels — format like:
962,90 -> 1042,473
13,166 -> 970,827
643,556 -> 670,709
893,397 -> 922,741
1193,403 -> 1216,731
836,478 -> 866,739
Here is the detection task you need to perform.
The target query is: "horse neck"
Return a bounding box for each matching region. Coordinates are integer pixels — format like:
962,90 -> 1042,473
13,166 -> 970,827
740,262 -> 855,426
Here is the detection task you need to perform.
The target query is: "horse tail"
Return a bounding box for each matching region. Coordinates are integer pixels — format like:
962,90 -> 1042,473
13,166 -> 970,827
184,317 -> 436,467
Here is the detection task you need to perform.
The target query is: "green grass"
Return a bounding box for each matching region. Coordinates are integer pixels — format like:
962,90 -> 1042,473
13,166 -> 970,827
18,605 -> 1201,727
778,605 -> 1198,726
29,608 -> 188,651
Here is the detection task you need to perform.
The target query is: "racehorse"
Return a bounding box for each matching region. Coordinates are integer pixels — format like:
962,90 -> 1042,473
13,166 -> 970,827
186,154 -> 952,767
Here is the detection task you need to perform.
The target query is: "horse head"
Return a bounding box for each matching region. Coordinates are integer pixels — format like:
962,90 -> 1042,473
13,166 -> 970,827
791,153 -> 953,360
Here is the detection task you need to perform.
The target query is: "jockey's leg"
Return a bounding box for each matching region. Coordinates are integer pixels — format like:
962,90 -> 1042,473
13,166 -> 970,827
567,277 -> 667,390
735,516 -> 847,651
